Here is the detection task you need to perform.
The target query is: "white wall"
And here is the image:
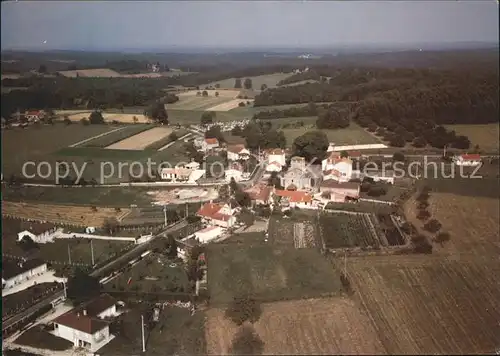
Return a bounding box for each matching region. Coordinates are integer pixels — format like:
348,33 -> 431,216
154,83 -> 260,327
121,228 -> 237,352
2,264 -> 48,289
195,227 -> 223,243
268,154 -> 286,167
97,305 -> 117,319
55,323 -> 110,351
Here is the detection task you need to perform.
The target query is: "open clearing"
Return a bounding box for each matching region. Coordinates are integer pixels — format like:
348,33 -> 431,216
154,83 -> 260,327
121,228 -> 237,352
66,112 -> 151,123
168,90 -> 242,111
205,99 -> 254,111
348,255 -> 500,354
57,68 -> 122,77
207,244 -> 341,305
203,73 -> 291,89
281,121 -> 381,147
445,123 -> 499,152
2,201 -> 130,227
205,297 -> 386,355
106,127 -> 172,150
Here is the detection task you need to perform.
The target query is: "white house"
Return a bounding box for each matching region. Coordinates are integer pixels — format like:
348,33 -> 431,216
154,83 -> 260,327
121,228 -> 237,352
265,161 -> 282,172
52,294 -> 118,352
2,259 -> 48,290
160,167 -> 193,182
194,226 -> 224,243
184,161 -> 201,170
17,223 -> 59,243
322,152 -> 353,183
319,180 -> 360,202
453,154 -> 482,166
267,148 -> 286,168
227,144 -> 250,161
197,202 -> 237,228
225,168 -> 243,183
202,138 -> 219,152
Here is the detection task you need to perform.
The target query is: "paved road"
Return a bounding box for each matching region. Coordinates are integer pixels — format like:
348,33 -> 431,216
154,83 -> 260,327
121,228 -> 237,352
2,220 -> 188,335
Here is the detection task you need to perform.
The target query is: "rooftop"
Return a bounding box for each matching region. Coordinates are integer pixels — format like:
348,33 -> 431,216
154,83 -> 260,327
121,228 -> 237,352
275,189 -> 313,203
19,221 -> 55,236
205,138 -> 219,145
2,258 -> 46,280
321,180 -> 361,190
76,294 -> 117,318
53,311 -> 109,335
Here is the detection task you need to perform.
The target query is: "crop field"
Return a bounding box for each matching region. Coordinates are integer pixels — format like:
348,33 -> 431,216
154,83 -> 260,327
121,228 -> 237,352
267,216 -> 318,248
1,124 -> 115,179
57,68 -> 122,77
427,192 -> 500,255
445,123 -> 499,152
168,90 -> 241,111
207,244 -> 341,305
2,201 -> 130,226
205,297 -> 386,355
77,124 -> 151,148
2,186 -> 155,207
99,305 -> 206,356
109,252 -> 190,293
281,121 -> 381,147
319,212 -> 380,249
106,127 -> 172,150
347,255 -> 500,354
203,73 -> 291,89
65,112 -> 151,124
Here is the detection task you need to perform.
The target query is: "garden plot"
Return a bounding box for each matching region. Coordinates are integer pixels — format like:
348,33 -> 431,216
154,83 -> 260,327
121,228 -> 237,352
319,211 -> 381,249
267,216 -> 317,248
106,127 -> 172,150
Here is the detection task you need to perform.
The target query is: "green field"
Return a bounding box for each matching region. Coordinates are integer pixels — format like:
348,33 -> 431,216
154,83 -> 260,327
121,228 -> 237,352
281,121 -> 381,147
109,252 -> 190,293
445,123 -> 499,153
203,72 -> 291,89
79,124 -> 151,148
2,185 -> 155,206
207,243 -> 342,305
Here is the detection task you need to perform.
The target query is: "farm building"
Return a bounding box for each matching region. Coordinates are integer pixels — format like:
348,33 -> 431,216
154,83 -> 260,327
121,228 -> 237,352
17,222 -> 59,243
2,258 -> 48,290
194,226 -> 224,243
453,154 -> 482,166
197,202 -> 237,228
245,184 -> 272,205
274,189 -> 315,209
52,294 -> 118,352
227,144 -> 250,161
319,180 -> 361,202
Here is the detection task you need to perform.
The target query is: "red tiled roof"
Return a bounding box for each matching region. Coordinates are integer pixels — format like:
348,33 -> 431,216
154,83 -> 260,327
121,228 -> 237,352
197,203 -> 231,221
275,189 -> 313,203
323,169 -> 342,177
461,154 -> 481,160
245,185 -> 271,202
347,151 -> 362,158
54,311 -> 109,335
26,110 -> 41,116
205,138 -> 219,145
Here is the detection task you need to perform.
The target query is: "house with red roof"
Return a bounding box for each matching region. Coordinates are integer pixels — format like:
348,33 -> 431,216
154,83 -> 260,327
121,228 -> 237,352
265,148 -> 286,172
453,153 -> 482,166
52,294 -> 118,352
197,202 -> 237,228
245,184 -> 272,205
24,110 -> 45,122
201,137 -> 219,152
273,189 -> 315,209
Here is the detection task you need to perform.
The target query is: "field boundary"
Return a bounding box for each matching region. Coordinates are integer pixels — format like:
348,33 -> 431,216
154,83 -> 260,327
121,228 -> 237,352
69,127 -> 126,148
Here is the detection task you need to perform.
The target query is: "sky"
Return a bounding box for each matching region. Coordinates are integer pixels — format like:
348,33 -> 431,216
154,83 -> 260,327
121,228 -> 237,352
1,1 -> 499,51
